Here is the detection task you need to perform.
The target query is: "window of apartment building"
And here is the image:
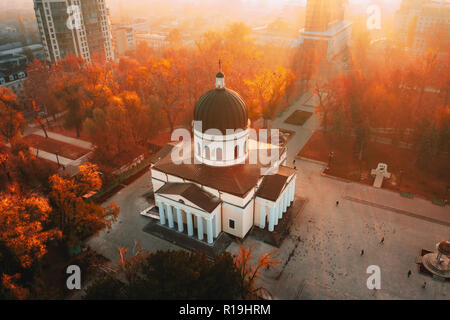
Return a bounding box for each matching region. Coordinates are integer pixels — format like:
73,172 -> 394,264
228,219 -> 235,230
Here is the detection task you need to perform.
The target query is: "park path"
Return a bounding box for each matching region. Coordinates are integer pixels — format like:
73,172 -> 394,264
28,147 -> 73,166
269,91 -> 320,164
27,127 -> 94,150
342,182 -> 450,227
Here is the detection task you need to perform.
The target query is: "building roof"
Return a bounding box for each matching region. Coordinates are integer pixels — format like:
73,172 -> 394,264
157,182 -> 221,213
152,141 -> 286,198
150,143 -> 176,164
256,166 -> 296,202
194,87 -> 248,134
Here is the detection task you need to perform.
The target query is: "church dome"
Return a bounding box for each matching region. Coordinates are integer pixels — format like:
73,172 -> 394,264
194,87 -> 248,134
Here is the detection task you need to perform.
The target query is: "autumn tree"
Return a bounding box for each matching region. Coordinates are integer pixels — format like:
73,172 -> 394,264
0,188 -> 61,269
48,163 -> 119,245
24,59 -> 60,121
149,58 -> 187,132
0,87 -> 25,142
84,248 -> 242,300
233,246 -> 279,300
245,66 -> 295,126
54,78 -> 89,138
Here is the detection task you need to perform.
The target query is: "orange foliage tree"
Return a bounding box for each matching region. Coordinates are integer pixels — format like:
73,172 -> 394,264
234,246 -> 279,299
49,163 -> 119,245
0,87 -> 25,142
0,188 -> 61,269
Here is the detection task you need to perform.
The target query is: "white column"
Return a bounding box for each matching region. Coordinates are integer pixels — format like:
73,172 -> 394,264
166,204 -> 174,229
157,201 -> 165,225
260,204 -> 266,229
290,178 -> 296,202
207,219 -> 213,244
197,215 -> 204,240
283,191 -> 288,212
213,213 -> 219,238
186,212 -> 194,236
176,208 -> 183,232
274,202 -> 280,226
268,207 -> 275,232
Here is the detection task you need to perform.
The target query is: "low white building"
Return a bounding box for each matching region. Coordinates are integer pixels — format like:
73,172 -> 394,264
150,71 -> 297,244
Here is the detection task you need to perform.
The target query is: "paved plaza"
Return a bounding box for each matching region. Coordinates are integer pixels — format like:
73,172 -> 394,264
228,160 -> 449,300
86,92 -> 449,299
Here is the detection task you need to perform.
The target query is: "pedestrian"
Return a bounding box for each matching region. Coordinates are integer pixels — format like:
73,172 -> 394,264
407,270 -> 412,278
294,166 -> 297,170
336,200 -> 339,207
380,237 -> 384,245
293,159 -> 296,166
422,282 -> 426,289
361,249 -> 364,256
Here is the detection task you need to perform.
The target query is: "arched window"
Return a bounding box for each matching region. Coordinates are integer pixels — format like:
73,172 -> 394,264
205,146 -> 210,160
234,145 -> 239,159
244,140 -> 247,153
216,148 -> 222,161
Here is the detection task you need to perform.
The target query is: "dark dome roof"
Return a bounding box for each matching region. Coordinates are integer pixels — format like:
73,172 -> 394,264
194,87 -> 248,134
216,72 -> 225,78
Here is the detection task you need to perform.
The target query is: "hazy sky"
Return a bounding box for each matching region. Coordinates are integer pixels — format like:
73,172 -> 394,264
3,0 -> 403,10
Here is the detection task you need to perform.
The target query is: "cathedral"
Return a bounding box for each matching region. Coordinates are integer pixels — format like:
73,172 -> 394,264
150,70 -> 297,244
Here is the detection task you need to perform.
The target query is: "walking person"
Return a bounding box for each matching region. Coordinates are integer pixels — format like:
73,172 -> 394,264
422,282 -> 426,289
361,249 -> 364,256
407,270 -> 412,278
380,237 -> 384,245
336,200 -> 339,207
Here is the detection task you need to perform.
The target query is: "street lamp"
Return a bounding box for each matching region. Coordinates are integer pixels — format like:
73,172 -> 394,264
327,151 -> 334,171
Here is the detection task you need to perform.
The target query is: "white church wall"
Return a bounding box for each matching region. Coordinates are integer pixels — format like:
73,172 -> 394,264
241,200 -> 254,236
151,178 -> 165,192
222,200 -> 253,238
151,169 -> 167,182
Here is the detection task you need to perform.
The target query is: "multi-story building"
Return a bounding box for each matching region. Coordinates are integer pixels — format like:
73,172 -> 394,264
299,0 -> 352,61
395,0 -> 449,55
112,26 -> 135,58
33,0 -> 113,63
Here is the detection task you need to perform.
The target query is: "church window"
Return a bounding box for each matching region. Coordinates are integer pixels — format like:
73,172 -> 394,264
216,148 -> 222,161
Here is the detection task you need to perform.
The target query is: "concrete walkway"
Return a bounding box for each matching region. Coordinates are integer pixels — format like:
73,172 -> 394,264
30,128 -> 93,150
227,159 -> 449,300
29,147 -> 73,166
269,92 -> 320,164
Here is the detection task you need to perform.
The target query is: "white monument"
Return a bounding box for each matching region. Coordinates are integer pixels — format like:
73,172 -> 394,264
371,163 -> 391,188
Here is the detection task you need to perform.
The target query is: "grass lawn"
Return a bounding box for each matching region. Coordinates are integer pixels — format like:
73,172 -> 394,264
24,134 -> 91,160
284,110 -> 313,126
299,130 -> 450,201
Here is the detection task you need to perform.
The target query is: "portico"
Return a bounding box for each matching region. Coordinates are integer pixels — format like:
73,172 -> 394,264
154,184 -> 221,244
255,169 -> 297,231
